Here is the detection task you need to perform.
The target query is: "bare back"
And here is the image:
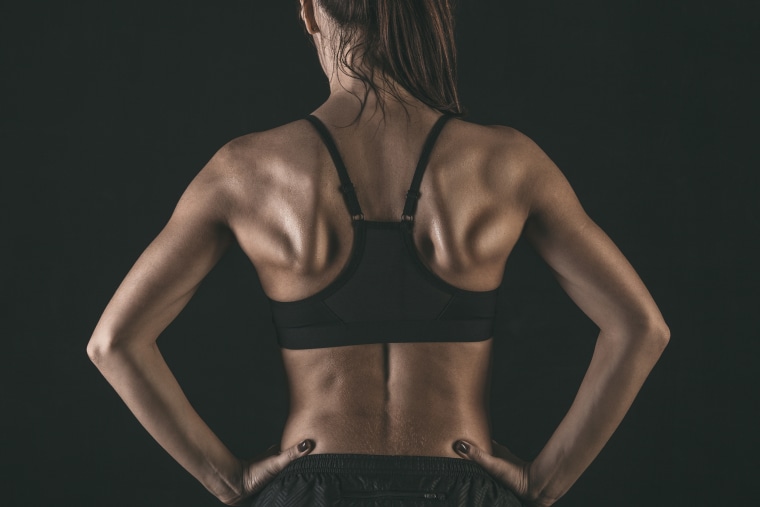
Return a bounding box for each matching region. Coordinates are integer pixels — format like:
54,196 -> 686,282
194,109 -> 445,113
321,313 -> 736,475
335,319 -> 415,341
223,108 -> 529,457
87,1 -> 669,496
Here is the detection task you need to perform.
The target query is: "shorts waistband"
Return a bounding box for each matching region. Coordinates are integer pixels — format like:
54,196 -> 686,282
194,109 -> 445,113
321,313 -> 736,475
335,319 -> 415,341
282,453 -> 488,476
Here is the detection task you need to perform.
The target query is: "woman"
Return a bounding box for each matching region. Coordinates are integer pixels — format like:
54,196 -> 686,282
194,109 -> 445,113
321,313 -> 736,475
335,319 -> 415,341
87,0 -> 670,505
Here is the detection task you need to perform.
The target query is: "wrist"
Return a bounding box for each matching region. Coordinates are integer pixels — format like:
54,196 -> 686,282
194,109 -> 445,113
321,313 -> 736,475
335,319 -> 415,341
213,457 -> 246,505
524,461 -> 560,507
526,496 -> 558,507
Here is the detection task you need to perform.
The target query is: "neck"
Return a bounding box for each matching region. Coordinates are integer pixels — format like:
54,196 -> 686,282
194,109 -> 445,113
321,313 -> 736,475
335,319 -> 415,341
321,89 -> 436,128
324,69 -> 436,124
311,21 -> 436,122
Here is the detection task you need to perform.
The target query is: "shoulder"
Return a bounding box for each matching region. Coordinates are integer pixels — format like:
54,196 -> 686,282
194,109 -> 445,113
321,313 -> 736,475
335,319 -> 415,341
447,119 -> 551,173
446,119 -> 559,211
206,119 -> 315,181
446,117 -> 535,149
195,119 -> 318,206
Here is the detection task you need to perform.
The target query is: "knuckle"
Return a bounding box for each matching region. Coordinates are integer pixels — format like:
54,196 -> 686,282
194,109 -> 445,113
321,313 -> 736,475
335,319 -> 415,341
245,462 -> 278,495
265,456 -> 286,477
249,474 -> 268,495
286,445 -> 299,461
249,467 -> 277,494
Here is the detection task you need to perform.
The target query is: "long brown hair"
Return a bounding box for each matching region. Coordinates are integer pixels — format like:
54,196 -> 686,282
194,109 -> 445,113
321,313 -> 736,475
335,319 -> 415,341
300,0 -> 463,121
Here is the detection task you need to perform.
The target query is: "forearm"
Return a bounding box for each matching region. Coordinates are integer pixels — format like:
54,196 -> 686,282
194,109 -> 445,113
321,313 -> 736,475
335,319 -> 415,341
88,339 -> 243,502
528,325 -> 669,505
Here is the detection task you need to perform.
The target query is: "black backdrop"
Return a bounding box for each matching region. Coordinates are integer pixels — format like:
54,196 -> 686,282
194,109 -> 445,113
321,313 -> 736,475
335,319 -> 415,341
2,1 -> 757,506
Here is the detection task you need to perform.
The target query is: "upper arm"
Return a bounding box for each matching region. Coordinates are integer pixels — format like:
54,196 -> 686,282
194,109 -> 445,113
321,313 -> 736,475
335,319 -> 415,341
90,147 -> 239,349
514,133 -> 668,337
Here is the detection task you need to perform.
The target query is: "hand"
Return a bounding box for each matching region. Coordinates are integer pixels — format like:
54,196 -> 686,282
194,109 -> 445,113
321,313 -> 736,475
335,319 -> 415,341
222,439 -> 315,506
453,439 -> 547,506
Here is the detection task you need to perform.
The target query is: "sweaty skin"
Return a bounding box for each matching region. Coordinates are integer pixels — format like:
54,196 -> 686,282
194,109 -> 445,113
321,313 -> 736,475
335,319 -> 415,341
222,107 -> 522,458
280,340 -> 495,457
262,109 -> 521,458
88,2 -> 668,504
87,99 -> 668,505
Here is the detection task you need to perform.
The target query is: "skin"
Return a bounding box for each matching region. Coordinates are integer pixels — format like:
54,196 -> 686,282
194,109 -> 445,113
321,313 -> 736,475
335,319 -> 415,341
87,1 -> 670,505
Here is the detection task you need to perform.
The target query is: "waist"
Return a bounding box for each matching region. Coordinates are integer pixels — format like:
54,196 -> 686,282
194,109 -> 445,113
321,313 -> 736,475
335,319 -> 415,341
277,453 -> 488,477
281,403 -> 492,457
280,339 -> 494,455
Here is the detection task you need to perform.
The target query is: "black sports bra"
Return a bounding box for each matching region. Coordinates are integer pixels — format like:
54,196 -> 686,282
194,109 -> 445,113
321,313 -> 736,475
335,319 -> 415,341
267,113 -> 499,349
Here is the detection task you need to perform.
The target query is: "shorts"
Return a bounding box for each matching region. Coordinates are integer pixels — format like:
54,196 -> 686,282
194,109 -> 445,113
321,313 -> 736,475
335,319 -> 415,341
248,453 -> 524,506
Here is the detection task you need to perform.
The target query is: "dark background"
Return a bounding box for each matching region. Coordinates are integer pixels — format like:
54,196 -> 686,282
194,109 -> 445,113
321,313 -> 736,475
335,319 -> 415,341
2,1 -> 757,505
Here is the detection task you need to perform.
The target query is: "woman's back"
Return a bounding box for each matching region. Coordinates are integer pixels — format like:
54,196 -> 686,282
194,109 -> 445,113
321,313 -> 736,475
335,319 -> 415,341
87,1 -> 668,503
230,105 -> 523,301
218,101 -> 529,456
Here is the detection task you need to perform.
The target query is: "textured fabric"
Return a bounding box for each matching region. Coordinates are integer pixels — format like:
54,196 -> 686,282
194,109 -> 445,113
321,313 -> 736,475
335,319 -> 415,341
248,453 -> 524,507
267,114 -> 499,350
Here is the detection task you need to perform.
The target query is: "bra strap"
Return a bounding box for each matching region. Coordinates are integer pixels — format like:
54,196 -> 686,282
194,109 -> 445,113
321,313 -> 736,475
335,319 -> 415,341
402,114 -> 453,222
305,115 -> 364,221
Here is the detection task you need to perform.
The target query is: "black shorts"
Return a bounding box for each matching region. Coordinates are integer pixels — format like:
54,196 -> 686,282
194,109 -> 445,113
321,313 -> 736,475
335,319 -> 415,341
248,453 -> 524,506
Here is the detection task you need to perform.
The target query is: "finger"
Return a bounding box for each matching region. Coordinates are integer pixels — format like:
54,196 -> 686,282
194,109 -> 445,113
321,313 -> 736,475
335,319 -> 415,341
243,439 -> 315,497
453,440 -> 525,495
261,439 -> 315,479
453,440 -> 506,476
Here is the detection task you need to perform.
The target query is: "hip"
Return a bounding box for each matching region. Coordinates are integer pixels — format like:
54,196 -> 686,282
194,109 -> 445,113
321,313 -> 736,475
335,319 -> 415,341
249,453 -> 524,507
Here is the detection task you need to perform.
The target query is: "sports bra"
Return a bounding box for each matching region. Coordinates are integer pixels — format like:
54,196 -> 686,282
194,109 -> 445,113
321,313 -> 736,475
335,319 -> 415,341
267,113 -> 499,349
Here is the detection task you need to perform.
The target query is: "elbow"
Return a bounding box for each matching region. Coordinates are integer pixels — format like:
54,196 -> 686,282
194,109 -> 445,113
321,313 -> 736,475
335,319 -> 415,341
86,334 -> 111,365
646,317 -> 670,352
87,322 -> 155,365
87,331 -> 129,365
657,321 -> 671,347
632,315 -> 670,357
605,313 -> 670,356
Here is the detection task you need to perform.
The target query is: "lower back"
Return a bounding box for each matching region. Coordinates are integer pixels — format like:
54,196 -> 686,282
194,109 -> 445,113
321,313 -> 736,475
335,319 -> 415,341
279,339 -> 495,457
